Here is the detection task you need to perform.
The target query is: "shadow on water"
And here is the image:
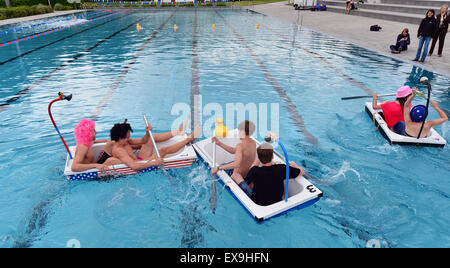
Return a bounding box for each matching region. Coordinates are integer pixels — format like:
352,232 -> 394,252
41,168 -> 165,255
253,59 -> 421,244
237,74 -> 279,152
405,66 -> 435,88
10,179 -> 68,248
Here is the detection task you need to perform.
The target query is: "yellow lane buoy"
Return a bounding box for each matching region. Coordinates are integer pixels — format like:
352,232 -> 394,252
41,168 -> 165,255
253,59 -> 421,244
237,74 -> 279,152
174,24 -> 179,31
215,118 -> 228,138
212,24 -> 216,30
255,24 -> 260,29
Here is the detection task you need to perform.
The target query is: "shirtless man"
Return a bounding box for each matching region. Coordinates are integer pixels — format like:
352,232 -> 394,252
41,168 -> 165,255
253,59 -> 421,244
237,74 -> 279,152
210,120 -> 257,197
403,92 -> 448,138
110,121 -> 202,171
71,119 -> 117,172
96,119 -> 188,165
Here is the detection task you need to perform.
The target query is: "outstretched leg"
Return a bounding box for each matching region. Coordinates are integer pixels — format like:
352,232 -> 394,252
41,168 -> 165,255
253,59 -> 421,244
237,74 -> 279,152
153,120 -> 188,142
159,126 -> 201,157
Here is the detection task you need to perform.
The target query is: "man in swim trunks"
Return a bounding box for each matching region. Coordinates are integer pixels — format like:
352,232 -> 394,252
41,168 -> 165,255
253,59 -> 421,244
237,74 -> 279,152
110,121 -> 202,171
96,119 -> 188,165
210,120 -> 257,197
71,119 -> 115,172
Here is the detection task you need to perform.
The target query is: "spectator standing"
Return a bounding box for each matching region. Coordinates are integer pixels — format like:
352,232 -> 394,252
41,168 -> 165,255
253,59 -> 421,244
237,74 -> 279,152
413,9 -> 438,63
428,5 -> 449,57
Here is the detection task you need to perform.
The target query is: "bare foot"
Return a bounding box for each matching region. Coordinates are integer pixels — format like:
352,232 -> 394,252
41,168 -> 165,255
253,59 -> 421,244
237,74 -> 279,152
172,120 -> 188,136
189,126 -> 202,141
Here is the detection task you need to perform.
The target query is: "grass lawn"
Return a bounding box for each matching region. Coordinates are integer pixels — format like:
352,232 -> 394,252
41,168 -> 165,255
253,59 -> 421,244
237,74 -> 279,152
225,0 -> 287,6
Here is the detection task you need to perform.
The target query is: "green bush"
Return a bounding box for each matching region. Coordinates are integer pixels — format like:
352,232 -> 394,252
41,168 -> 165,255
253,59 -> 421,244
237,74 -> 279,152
10,0 -> 71,7
53,2 -> 63,10
33,3 -> 53,14
0,4 -> 53,20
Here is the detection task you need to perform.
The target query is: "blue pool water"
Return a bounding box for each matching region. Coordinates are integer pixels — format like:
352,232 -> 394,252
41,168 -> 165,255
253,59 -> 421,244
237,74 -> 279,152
0,8 -> 449,248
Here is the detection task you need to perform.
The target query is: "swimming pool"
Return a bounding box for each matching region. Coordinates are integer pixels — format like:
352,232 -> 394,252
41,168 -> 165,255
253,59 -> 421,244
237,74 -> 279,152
0,8 -> 449,248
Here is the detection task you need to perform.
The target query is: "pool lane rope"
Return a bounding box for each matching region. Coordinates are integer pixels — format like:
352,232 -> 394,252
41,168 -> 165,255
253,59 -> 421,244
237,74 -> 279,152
0,10 -> 111,37
48,92 -> 73,159
0,10 -> 130,48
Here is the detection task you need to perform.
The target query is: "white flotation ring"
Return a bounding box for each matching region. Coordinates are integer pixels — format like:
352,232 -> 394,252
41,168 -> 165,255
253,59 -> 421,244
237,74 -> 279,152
365,102 -> 446,147
64,134 -> 197,181
192,129 -> 323,222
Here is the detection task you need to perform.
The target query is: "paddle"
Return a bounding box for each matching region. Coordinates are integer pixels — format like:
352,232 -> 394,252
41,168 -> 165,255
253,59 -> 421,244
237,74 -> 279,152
341,93 -> 397,100
210,118 -> 228,212
210,139 -> 217,212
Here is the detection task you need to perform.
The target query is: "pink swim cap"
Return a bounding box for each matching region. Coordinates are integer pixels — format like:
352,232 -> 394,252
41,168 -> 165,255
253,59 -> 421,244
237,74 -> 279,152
74,119 -> 96,148
396,86 -> 412,98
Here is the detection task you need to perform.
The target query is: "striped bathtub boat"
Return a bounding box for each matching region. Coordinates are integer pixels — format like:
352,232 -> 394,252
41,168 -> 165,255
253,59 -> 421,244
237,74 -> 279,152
64,134 -> 197,181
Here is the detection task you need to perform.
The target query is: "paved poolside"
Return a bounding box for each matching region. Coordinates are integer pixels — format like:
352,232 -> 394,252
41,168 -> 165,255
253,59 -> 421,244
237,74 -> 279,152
249,1 -> 450,77
0,10 -> 87,27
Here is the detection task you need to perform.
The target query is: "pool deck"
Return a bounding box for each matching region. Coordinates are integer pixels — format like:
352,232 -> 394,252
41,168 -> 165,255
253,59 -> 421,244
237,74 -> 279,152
0,10 -> 87,27
249,1 -> 450,77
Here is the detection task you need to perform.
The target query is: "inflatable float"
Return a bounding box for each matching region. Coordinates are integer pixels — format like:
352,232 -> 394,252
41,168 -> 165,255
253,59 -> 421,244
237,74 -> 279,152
192,129 -> 323,222
365,102 -> 446,147
64,134 -> 197,181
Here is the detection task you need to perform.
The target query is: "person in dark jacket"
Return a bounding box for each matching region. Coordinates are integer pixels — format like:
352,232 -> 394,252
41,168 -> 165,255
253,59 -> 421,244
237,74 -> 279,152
390,28 -> 411,53
413,9 -> 438,63
428,5 -> 449,57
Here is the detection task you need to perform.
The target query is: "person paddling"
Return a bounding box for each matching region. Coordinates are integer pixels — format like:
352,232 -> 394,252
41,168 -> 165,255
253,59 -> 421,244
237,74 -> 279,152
372,86 -> 413,135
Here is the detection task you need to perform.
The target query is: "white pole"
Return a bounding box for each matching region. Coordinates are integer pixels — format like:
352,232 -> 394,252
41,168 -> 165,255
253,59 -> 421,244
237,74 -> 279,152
5,0 -> 9,8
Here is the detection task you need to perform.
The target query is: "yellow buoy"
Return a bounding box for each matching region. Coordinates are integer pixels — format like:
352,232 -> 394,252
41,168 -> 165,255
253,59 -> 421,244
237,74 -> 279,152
136,23 -> 142,32
255,24 -> 260,29
215,118 -> 228,138
174,24 -> 179,31
212,24 -> 216,30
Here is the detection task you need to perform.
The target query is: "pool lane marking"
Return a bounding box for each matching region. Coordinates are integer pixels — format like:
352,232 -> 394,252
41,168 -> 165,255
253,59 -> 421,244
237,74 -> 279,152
90,12 -> 176,121
0,10 -> 132,67
215,10 -> 319,146
0,12 -> 142,114
0,10 -> 110,37
242,13 -> 375,97
190,9 -> 201,131
0,10 -> 129,49
245,16 -> 450,120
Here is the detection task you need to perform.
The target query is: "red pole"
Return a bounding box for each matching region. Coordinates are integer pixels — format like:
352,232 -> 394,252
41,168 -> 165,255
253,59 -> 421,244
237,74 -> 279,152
48,93 -> 73,159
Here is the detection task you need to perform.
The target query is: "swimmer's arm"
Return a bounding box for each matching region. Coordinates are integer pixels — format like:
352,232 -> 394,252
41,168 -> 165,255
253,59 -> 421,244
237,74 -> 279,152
94,139 -> 109,144
372,94 -> 382,109
214,138 -> 236,154
71,145 -> 104,172
129,127 -> 152,146
427,101 -> 448,127
220,145 -> 242,171
404,93 -> 415,123
114,148 -> 158,171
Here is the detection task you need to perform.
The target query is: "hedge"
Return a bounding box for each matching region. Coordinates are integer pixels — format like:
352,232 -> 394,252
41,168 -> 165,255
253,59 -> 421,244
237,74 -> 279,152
9,0 -> 72,7
0,4 -> 53,20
